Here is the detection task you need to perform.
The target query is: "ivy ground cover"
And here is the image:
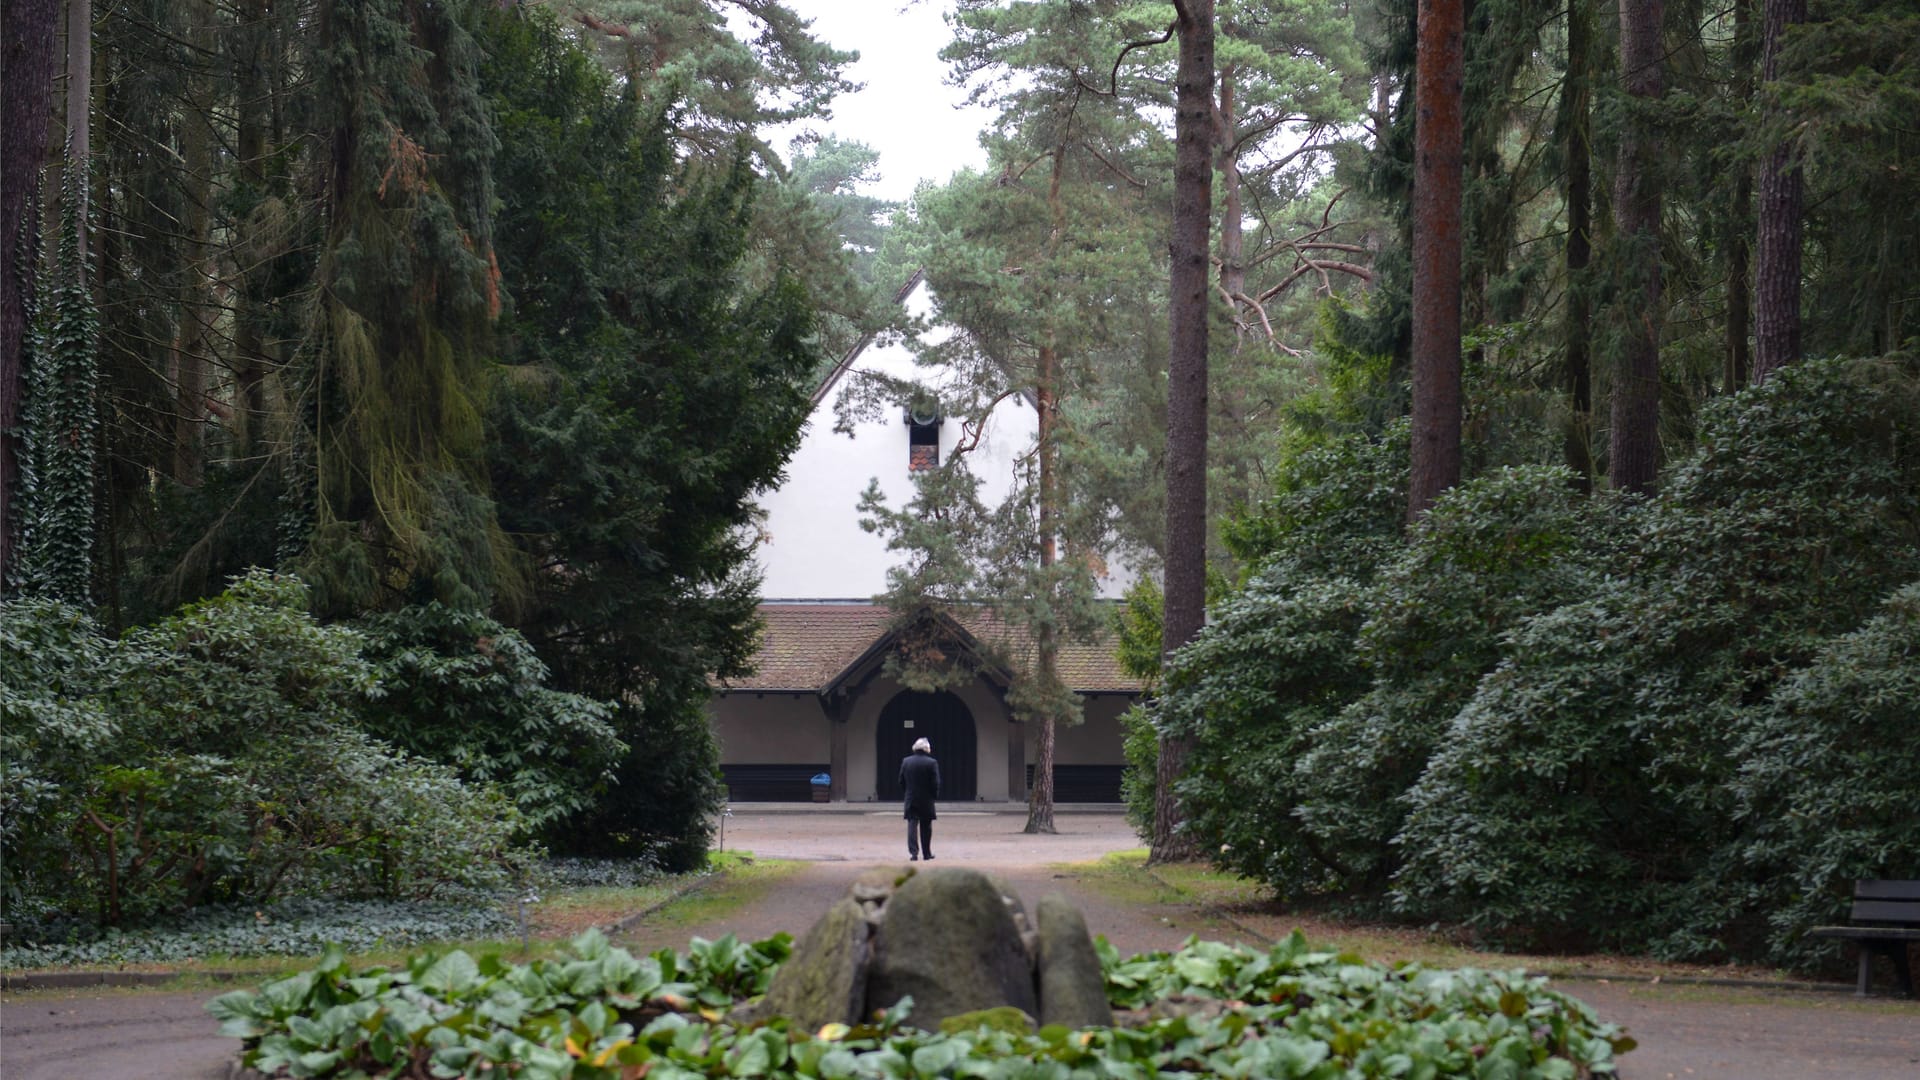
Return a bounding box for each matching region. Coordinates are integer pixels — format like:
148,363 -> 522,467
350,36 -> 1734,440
210,928 -> 1632,1079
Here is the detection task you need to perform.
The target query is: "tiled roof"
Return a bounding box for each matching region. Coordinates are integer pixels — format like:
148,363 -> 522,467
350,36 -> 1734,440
720,603 -> 1144,694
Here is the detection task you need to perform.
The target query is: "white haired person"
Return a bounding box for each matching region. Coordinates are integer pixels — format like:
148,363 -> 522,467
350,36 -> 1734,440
898,737 -> 941,861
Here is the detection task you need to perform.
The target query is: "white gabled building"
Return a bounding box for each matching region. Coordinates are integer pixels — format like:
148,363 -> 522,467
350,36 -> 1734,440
707,274 -> 1141,804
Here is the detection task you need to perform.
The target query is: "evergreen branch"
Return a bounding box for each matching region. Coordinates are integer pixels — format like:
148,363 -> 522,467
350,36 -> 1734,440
1074,21 -> 1177,99
1254,257 -> 1373,305
953,387 -> 1026,457
1229,113 -> 1314,157
1080,140 -> 1148,189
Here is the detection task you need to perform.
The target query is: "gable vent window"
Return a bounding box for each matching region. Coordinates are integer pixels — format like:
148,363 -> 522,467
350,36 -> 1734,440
906,402 -> 942,472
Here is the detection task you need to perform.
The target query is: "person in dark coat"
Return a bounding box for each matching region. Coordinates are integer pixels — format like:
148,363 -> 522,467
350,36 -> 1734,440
899,737 -> 940,861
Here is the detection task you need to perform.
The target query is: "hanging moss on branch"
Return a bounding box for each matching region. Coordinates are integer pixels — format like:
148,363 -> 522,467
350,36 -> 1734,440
292,0 -> 516,614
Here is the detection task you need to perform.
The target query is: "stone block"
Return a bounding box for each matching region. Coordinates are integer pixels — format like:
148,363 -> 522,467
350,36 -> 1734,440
868,867 -> 1039,1029
755,897 -> 871,1030
1035,892 -> 1114,1030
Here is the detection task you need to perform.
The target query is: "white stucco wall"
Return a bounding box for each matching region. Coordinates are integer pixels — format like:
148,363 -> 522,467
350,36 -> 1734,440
710,693 -> 829,763
753,279 -> 1135,601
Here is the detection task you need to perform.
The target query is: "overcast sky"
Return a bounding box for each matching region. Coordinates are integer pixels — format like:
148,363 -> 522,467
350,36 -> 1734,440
777,1 -> 995,202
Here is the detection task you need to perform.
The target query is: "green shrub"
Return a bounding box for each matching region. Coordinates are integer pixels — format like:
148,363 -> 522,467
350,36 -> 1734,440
1118,702 -> 1159,838
357,603 -> 626,832
1733,580 -> 1920,966
554,696 -> 726,874
1163,573 -> 1375,893
1159,426 -> 1405,893
1392,354 -> 1920,955
2,572 -> 526,929
1218,420 -> 1411,576
1165,352 -> 1920,962
0,598 -> 120,920
1110,578 -> 1163,839
1293,466 -> 1618,894
1391,585 -> 1684,946
111,573 -> 522,907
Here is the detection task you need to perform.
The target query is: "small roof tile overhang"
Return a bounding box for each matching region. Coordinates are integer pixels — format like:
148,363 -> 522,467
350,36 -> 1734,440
715,603 -> 1145,696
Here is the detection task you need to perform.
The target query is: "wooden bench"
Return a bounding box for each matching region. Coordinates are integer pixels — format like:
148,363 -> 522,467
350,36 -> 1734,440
1808,879 -> 1919,997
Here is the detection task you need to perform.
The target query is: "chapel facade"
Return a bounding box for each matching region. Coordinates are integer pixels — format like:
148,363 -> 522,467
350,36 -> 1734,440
707,274 -> 1141,804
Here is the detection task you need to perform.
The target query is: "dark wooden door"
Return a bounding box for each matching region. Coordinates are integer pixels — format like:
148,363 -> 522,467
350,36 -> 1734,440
875,691 -> 975,802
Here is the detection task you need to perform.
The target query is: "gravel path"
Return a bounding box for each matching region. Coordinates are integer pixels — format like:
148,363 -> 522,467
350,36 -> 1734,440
620,807 -> 1232,958
3,807 -> 1914,1079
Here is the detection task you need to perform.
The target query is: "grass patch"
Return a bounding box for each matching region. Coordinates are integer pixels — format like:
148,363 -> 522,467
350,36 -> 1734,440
1556,978 -> 1920,1013
1062,850 -> 1848,991
615,853 -> 800,935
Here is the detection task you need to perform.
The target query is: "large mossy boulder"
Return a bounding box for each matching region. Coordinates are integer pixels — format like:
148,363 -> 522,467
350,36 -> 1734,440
753,897 -> 871,1030
1035,892 -> 1114,1029
867,867 -> 1039,1029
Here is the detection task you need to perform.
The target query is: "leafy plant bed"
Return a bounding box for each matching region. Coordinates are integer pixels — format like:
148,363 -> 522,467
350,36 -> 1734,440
211,928 -> 1633,1078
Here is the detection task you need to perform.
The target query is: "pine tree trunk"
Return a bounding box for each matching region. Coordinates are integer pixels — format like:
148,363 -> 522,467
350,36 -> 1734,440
1724,0 -> 1755,391
175,0 -> 215,486
1216,64 -> 1244,318
1609,0 -> 1663,495
1408,0 -> 1465,521
1561,0 -> 1594,492
66,0 -> 91,264
233,0 -> 271,451
1727,172 -> 1753,388
1752,0 -> 1804,384
1152,0 -> 1212,865
1,0 -> 62,584
1025,346 -> 1059,836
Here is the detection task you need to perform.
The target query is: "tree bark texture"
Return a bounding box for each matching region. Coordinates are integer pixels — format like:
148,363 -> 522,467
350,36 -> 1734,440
1561,0 -> 1594,492
1752,0 -> 1805,384
2,0 -> 62,586
1408,0 -> 1464,521
1609,0 -> 1663,495
1025,345 -> 1059,836
1216,64 -> 1245,312
1151,0 -> 1212,865
232,0 -> 272,451
175,0 -> 216,486
66,0 -> 92,263
1723,0 -> 1755,392
1727,171 -> 1753,389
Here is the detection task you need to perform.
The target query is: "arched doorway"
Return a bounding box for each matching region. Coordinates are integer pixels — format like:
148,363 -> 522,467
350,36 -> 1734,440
875,691 -> 976,802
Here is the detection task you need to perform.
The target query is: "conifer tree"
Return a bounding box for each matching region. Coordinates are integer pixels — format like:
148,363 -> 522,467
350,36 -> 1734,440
477,6 -> 817,867
1609,0 -> 1664,493
1406,0 -> 1464,521
1155,0 -> 1214,862
293,0 -> 512,612
1752,0 -> 1806,383
558,0 -> 856,167
858,0 -> 1172,835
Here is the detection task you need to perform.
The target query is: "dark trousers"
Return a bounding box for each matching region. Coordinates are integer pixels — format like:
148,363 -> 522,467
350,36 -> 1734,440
906,816 -> 933,858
